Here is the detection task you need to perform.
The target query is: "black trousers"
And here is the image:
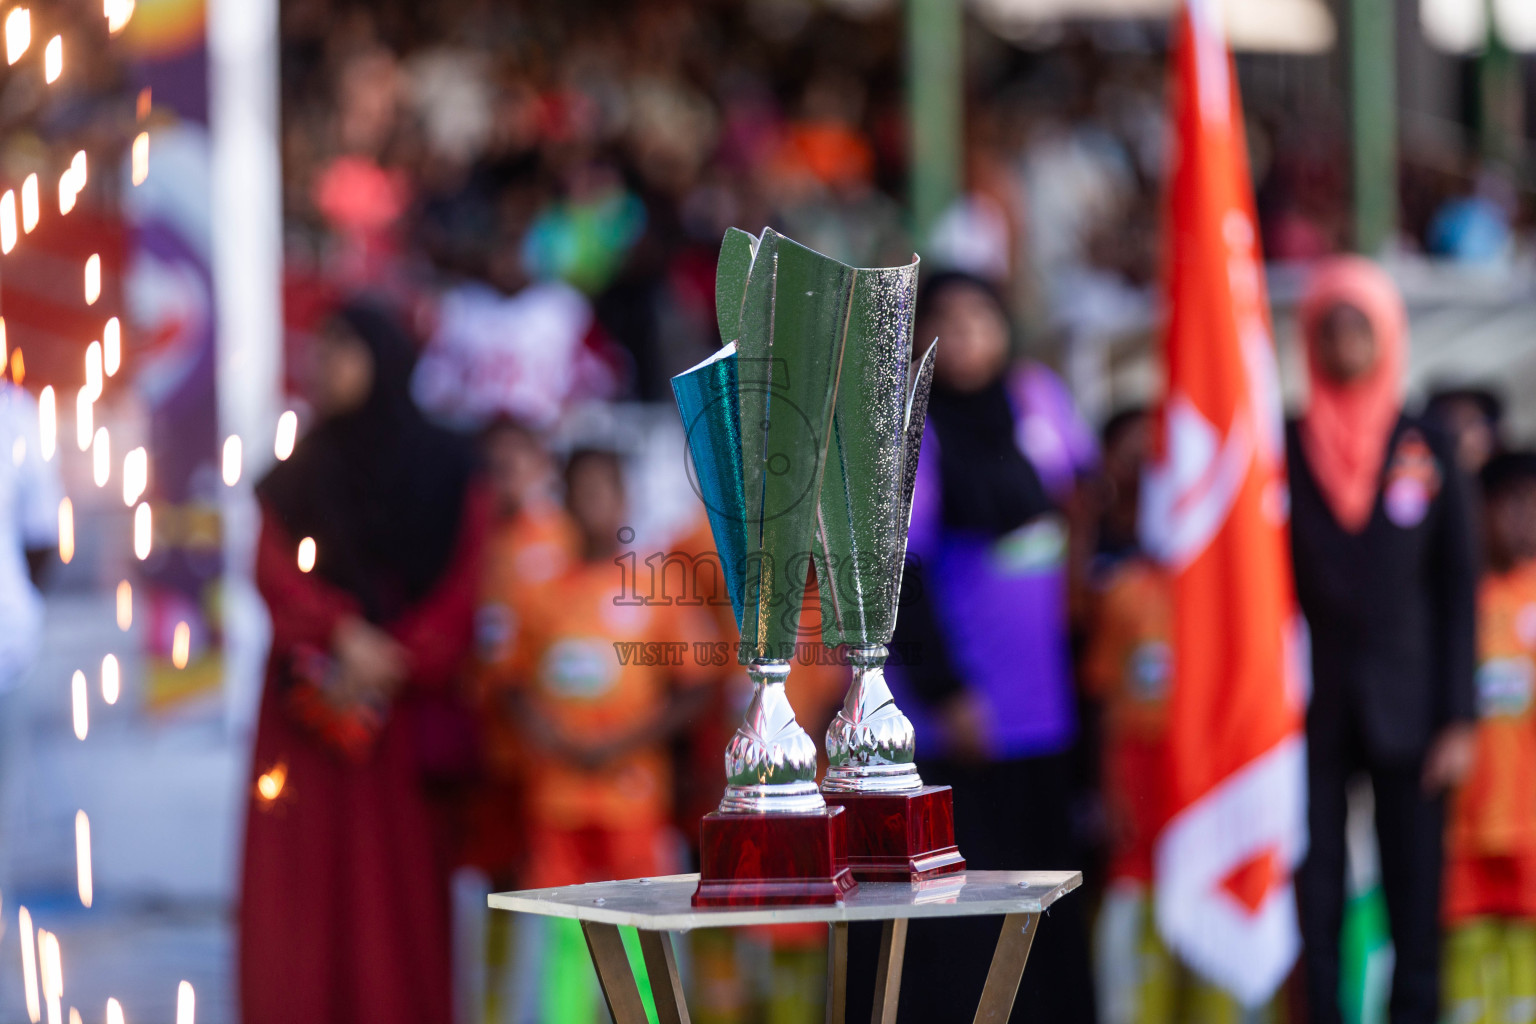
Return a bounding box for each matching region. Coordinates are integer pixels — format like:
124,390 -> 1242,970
844,752 -> 1097,1024
1296,733 -> 1444,1024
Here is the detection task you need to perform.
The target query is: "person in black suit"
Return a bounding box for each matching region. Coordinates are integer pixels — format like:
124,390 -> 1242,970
1288,257 -> 1478,1024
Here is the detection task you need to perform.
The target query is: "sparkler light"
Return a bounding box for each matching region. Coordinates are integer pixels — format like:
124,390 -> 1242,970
71,671 -> 87,740
40,928 -> 61,1024
122,447 -> 146,506
136,87 -> 150,120
9,347 -> 23,384
102,654 -> 120,704
222,434 -> 241,486
57,498 -> 73,564
68,1010 -> 80,1024
171,621 -> 190,669
21,173 -> 38,233
5,7 -> 29,65
274,410 -> 297,460
2,189 -> 17,253
75,388 -> 92,451
116,580 -> 132,630
19,906 -> 39,1023
38,386 -> 55,460
92,428 -> 109,488
75,811 -> 92,908
133,502 -> 151,560
131,133 -> 148,186
85,342 -> 103,400
106,1000 -> 124,1024
297,537 -> 316,573
104,318 -> 121,375
105,0 -> 134,34
43,34 -> 58,82
58,172 -> 75,216
176,982 -> 194,1024
84,254 -> 101,304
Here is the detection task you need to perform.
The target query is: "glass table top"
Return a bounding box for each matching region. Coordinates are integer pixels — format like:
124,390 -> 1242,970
487,870 -> 1081,931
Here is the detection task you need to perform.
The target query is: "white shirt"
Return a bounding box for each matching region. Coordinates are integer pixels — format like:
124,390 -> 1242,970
0,383 -> 62,689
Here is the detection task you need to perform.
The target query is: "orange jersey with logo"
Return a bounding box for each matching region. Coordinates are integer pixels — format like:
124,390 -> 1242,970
474,504 -> 582,781
507,559 -> 717,831
1084,559 -> 1174,883
1449,562 -> 1536,858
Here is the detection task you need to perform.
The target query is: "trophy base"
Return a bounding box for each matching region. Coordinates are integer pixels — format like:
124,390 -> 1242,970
823,785 -> 967,883
692,807 -> 858,907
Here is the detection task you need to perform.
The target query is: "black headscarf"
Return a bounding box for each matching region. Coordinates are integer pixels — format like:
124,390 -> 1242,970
257,300 -> 476,623
918,271 -> 1054,536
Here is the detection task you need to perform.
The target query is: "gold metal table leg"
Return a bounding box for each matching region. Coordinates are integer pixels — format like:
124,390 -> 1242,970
638,929 -> 691,1024
871,918 -> 909,1024
580,921 -> 651,1024
826,921 -> 850,1024
972,913 -> 1040,1024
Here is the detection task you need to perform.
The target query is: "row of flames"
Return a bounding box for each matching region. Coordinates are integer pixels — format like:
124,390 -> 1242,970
3,3 -> 201,1023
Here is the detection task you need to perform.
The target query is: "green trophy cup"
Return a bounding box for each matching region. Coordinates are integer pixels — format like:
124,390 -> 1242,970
812,260 -> 966,882
674,227 -> 859,906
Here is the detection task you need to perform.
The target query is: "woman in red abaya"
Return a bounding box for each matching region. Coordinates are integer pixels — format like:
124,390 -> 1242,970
240,300 -> 487,1024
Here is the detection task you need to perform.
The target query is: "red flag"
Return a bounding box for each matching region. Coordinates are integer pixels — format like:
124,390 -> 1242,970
1141,0 -> 1306,1004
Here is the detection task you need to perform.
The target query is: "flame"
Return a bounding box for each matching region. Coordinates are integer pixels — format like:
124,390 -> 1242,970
92,429 -> 110,489
68,1011 -> 80,1024
131,134 -> 149,187
175,981 -> 194,1024
133,502 -> 151,560
274,410 -> 297,460
19,906 -> 38,1023
2,189 -> 17,253
75,811 -> 92,908
122,447 -> 146,506
172,621 -> 190,669
106,999 -> 124,1024
256,763 -> 286,802
57,498 -> 73,564
297,537 -> 316,573
116,580 -> 132,630
104,318 -> 121,376
43,34 -> 58,82
222,435 -> 242,486
9,347 -> 22,385
136,87 -> 150,121
38,386 -> 55,460
101,654 -> 120,704
39,928 -> 61,1024
5,8 -> 29,65
71,671 -> 87,740
21,173 -> 38,233
84,254 -> 101,305
75,388 -> 92,451
58,172 -> 75,216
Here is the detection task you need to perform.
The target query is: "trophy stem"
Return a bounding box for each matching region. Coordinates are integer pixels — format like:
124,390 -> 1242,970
823,644 -> 923,794
718,660 -> 827,814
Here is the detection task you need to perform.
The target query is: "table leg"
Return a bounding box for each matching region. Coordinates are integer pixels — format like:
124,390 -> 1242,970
971,913 -> 1040,1024
870,918 -> 908,1024
826,921 -> 849,1024
580,921 -> 651,1024
638,929 -> 691,1024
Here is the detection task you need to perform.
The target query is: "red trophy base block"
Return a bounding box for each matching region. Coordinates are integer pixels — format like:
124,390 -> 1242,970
692,806 -> 859,907
824,784 -> 967,882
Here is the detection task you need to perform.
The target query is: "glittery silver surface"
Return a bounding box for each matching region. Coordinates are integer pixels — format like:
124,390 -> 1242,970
812,256 -> 920,647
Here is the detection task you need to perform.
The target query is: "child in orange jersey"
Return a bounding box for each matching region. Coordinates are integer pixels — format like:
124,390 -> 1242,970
464,418 -> 580,877
1084,409 -> 1265,1024
1444,451 -> 1536,1024
503,447 -> 715,888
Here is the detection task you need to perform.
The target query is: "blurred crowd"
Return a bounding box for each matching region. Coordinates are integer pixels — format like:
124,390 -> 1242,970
231,1 -> 1536,1022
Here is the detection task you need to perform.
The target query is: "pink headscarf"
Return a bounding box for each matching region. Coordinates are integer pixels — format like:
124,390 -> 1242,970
1299,256 -> 1408,533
